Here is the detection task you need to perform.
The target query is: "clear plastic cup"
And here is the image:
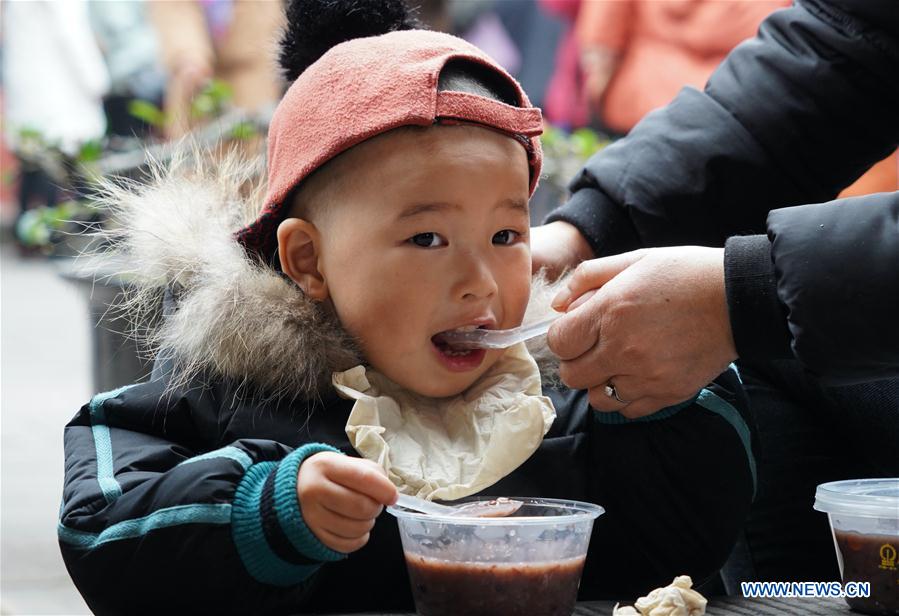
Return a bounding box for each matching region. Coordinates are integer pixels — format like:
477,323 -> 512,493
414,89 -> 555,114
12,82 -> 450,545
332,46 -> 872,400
814,478 -> 899,615
387,496 -> 604,616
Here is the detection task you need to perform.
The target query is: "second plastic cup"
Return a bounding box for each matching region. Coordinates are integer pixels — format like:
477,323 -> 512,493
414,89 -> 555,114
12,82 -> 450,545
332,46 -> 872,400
814,478 -> 899,615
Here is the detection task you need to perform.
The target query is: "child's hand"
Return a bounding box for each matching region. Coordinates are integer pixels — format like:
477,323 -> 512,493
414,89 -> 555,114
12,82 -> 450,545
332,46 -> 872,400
297,452 -> 398,553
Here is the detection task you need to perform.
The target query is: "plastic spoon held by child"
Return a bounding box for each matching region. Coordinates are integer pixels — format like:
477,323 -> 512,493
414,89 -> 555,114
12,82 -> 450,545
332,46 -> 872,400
395,494 -> 523,518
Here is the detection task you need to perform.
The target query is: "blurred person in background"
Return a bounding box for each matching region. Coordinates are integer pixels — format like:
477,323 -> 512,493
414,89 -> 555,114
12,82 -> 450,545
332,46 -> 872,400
1,0 -> 109,226
147,0 -> 284,139
89,1 -> 166,143
546,0 -> 895,203
449,0 -> 563,112
576,0 -> 788,136
416,0 -> 452,32
540,0 -> 590,130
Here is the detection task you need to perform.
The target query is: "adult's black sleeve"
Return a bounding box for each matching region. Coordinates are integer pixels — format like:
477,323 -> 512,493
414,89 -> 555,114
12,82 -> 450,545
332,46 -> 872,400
725,193 -> 899,385
546,0 -> 899,255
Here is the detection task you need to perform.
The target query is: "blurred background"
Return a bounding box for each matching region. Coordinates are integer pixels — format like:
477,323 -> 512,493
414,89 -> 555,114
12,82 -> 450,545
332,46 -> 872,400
0,1 -> 895,613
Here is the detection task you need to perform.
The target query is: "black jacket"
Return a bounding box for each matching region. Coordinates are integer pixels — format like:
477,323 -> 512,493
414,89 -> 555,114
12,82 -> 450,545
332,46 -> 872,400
59,368 -> 752,615
547,0 -> 899,385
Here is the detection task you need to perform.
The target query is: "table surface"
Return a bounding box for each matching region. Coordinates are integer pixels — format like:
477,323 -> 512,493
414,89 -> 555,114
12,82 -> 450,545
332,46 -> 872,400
317,596 -> 851,616
578,597 -> 850,615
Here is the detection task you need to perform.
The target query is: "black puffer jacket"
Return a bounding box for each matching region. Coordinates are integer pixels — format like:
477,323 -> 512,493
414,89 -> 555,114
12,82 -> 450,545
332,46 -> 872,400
58,146 -> 756,614
59,368 -> 752,614
547,0 -> 899,385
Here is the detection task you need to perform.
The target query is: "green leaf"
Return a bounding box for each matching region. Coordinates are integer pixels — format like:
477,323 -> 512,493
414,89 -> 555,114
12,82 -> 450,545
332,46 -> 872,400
230,121 -> 258,140
17,127 -> 44,141
205,79 -> 233,103
15,209 -> 49,246
128,99 -> 167,127
190,79 -> 233,119
190,92 -> 215,118
541,125 -> 562,148
77,140 -> 103,163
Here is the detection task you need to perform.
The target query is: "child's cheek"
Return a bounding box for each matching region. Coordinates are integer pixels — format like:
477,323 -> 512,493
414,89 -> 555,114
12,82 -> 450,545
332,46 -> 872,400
512,266 -> 533,321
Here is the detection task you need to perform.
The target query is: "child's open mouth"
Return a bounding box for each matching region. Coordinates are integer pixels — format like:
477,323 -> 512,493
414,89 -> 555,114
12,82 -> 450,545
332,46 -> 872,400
431,326 -> 488,372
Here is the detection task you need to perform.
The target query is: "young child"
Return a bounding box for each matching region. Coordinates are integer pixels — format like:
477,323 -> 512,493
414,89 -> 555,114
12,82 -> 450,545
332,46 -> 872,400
59,1 -> 756,613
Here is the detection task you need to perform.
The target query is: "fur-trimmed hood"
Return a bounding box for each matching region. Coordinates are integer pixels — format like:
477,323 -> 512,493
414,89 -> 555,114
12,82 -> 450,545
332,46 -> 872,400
84,151 -> 563,400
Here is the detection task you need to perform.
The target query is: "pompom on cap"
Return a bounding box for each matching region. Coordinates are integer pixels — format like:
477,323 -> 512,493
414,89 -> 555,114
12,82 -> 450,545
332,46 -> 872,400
236,29 -> 543,260
279,0 -> 421,82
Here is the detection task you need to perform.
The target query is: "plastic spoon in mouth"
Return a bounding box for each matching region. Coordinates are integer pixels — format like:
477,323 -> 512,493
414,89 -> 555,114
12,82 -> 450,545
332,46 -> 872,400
436,313 -> 562,350
395,494 -> 523,518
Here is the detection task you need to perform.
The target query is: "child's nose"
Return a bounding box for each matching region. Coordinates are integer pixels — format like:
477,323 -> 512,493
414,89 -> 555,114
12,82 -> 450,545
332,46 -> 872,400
454,251 -> 498,301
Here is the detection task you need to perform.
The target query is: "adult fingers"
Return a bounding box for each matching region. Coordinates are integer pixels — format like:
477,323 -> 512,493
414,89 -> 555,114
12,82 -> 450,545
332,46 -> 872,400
587,374 -> 644,410
586,382 -> 629,413
581,368 -> 696,413
588,389 -> 685,419
324,457 -> 397,505
546,293 -> 606,362
556,334 -> 618,389
565,288 -> 597,312
551,250 -> 647,311
586,369 -> 692,418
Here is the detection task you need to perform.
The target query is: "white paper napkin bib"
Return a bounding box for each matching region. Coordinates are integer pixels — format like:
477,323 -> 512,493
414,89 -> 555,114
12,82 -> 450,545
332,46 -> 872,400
334,343 -> 555,501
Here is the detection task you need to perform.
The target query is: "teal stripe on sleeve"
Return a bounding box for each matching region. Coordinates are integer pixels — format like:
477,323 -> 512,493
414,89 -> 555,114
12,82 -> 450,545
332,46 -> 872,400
696,389 -> 757,496
88,385 -> 137,504
58,503 -> 232,549
179,446 -> 253,470
273,444 -> 345,563
232,462 -> 322,587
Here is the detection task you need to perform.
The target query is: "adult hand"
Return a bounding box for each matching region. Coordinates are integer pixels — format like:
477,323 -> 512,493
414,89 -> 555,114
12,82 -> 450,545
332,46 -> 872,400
547,246 -> 738,418
530,221 -> 595,280
297,452 -> 397,553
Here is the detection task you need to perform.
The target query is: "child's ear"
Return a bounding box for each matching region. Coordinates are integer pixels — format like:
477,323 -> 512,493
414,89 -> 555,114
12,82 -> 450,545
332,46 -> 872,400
277,218 -> 329,301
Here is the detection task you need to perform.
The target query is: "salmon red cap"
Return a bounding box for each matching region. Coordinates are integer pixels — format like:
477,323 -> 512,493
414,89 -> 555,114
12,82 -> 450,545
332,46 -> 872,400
235,29 -> 543,259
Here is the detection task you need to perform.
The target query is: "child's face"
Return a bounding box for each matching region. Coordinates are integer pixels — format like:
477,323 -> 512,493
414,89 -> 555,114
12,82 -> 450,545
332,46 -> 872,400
300,125 -> 532,397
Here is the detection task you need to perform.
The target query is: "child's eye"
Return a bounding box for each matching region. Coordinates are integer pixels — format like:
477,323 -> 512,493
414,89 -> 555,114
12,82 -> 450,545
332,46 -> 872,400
493,229 -> 521,245
409,232 -> 447,248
